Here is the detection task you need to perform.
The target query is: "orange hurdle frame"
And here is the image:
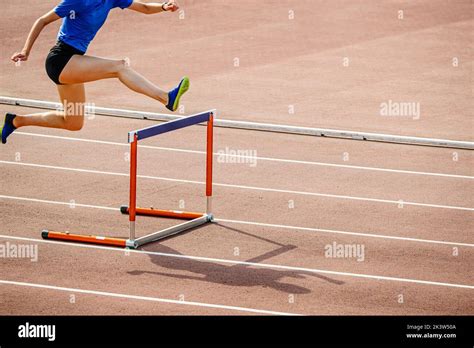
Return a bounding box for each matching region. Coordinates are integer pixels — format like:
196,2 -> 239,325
42,110 -> 215,249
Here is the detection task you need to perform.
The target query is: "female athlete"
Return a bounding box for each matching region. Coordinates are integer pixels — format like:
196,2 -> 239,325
2,0 -> 189,144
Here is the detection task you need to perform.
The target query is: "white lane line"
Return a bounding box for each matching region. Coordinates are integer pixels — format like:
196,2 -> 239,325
16,131 -> 474,180
0,279 -> 298,316
216,219 -> 474,248
1,160 -> 473,211
0,234 -> 472,290
0,195 -> 118,211
1,194 -> 473,248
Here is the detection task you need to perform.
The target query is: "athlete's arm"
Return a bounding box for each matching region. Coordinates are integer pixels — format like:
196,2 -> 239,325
11,10 -> 61,62
128,0 -> 179,14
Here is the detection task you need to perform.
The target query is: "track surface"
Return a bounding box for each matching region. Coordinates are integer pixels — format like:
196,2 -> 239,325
0,1 -> 473,315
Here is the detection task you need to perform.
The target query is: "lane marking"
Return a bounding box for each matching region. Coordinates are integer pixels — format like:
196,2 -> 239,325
217,219 -> 474,248
1,160 -> 473,211
1,194 -> 473,247
0,280 -> 298,316
16,131 -> 474,180
0,234 -> 472,290
0,195 -> 118,211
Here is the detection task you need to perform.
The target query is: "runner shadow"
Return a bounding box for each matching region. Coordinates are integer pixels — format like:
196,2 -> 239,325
214,222 -> 343,286
127,224 -> 344,294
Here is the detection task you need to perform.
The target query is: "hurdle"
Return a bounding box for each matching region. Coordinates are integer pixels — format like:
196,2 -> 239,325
42,110 -> 215,249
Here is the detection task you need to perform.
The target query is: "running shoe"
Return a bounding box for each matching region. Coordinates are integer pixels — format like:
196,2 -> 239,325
166,76 -> 190,112
1,113 -> 17,144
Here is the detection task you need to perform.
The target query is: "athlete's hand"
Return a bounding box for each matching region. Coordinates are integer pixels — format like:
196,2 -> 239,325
11,51 -> 29,63
163,0 -> 179,12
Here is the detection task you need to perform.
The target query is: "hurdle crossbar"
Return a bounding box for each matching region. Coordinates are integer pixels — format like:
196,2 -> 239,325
41,110 -> 215,249
1,96 -> 472,150
129,110 -> 215,142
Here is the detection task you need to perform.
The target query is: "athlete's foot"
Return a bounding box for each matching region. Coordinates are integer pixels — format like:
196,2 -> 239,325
166,76 -> 190,112
1,113 -> 17,144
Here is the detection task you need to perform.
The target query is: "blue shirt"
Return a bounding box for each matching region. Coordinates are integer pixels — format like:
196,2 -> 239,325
54,0 -> 133,52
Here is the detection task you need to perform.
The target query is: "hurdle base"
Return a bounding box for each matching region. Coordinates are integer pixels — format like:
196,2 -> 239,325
41,230 -> 129,248
41,214 -> 212,249
134,214 -> 211,248
120,205 -> 206,220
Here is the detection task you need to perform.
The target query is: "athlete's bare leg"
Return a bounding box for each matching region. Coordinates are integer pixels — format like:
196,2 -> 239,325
60,55 -> 169,104
13,83 -> 85,131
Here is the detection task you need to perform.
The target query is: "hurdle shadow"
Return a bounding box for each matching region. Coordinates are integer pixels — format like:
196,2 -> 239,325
127,223 -> 344,294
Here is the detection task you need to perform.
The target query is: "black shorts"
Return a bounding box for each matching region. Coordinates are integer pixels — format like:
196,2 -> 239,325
45,40 -> 85,85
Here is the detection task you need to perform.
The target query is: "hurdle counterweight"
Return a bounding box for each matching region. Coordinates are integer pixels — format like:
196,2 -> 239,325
42,230 -> 128,248
120,205 -> 205,220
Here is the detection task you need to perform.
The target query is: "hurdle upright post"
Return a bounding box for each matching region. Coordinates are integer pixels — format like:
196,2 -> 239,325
206,112 -> 214,216
129,133 -> 138,240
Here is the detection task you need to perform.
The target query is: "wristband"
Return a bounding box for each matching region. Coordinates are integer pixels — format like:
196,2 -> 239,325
162,2 -> 168,11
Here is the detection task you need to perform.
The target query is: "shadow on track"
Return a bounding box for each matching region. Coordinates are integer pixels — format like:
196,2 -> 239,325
127,222 -> 344,294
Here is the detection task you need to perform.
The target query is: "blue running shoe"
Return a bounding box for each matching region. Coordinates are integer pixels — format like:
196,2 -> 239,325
1,113 -> 17,144
166,77 -> 190,112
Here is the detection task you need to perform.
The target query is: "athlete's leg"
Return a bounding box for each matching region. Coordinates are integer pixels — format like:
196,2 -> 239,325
13,83 -> 85,131
60,55 -> 169,104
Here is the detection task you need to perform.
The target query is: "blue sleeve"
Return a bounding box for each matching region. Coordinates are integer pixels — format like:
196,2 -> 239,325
54,0 -> 84,18
114,0 -> 134,9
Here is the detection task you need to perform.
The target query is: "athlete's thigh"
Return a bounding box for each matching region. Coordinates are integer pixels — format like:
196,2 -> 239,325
57,83 -> 86,128
60,55 -> 123,84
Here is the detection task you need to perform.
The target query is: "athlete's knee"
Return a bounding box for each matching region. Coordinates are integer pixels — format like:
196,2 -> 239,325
64,116 -> 84,131
66,121 -> 84,131
114,58 -> 131,76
